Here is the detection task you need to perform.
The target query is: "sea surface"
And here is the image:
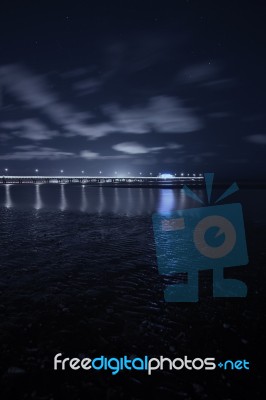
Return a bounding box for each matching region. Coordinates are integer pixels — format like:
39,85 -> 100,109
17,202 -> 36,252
0,184 -> 265,399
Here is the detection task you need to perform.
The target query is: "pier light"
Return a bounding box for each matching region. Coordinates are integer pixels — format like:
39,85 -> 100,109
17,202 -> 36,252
81,170 -> 84,174
60,170 -> 64,173
149,172 -> 152,176
199,173 -> 202,176
5,168 -> 8,172
187,173 -> 190,176
139,172 -> 142,175
174,173 -> 177,176
99,171 -> 102,174
115,171 -> 117,175
35,169 -> 39,173
193,173 -> 196,177
181,173 -> 184,176
161,173 -> 173,179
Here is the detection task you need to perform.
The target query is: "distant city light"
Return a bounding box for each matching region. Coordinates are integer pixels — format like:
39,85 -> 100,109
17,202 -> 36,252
99,171 -> 102,174
139,172 -> 142,175
150,172 -> 152,176
115,171 -> 117,175
81,170 -> 84,174
60,170 -> 64,173
5,168 -> 8,172
181,173 -> 184,176
35,169 -> 39,173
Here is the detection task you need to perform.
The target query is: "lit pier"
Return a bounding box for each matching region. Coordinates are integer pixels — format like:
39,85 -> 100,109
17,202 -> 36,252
0,175 -> 204,187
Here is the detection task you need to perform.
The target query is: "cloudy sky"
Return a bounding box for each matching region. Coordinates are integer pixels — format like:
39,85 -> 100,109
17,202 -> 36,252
0,1 -> 265,180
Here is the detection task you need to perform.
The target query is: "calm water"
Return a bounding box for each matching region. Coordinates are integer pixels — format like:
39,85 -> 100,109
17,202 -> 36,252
0,183 -> 265,222
0,184 -> 265,399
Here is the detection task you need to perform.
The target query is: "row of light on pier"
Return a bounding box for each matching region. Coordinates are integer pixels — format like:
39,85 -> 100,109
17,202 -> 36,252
3,168 -> 203,177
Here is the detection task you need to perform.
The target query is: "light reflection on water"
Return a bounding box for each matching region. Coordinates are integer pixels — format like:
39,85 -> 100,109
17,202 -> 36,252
148,188 -> 155,214
138,188 -> 144,215
80,185 -> 87,212
127,188 -> 133,216
158,188 -> 175,214
98,186 -> 105,215
0,184 -> 264,219
5,184 -> 12,208
60,184 -> 67,211
34,184 -> 42,210
113,187 -> 119,214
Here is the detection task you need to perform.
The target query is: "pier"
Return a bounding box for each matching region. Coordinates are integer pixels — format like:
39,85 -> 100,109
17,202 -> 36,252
0,175 -> 204,187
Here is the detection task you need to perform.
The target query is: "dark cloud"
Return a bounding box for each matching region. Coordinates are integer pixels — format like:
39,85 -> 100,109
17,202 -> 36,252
80,150 -> 130,160
102,96 -> 202,136
0,119 -> 58,140
177,63 -> 219,84
0,65 -> 202,144
245,134 -> 266,145
0,146 -> 74,160
73,78 -> 102,95
0,64 -> 93,137
66,95 -> 202,139
200,78 -> 235,89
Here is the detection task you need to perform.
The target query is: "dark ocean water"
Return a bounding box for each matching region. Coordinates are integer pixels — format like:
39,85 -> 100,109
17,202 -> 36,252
0,184 -> 265,399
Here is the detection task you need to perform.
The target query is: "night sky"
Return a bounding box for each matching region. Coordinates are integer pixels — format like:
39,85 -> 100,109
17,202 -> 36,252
0,1 -> 265,180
